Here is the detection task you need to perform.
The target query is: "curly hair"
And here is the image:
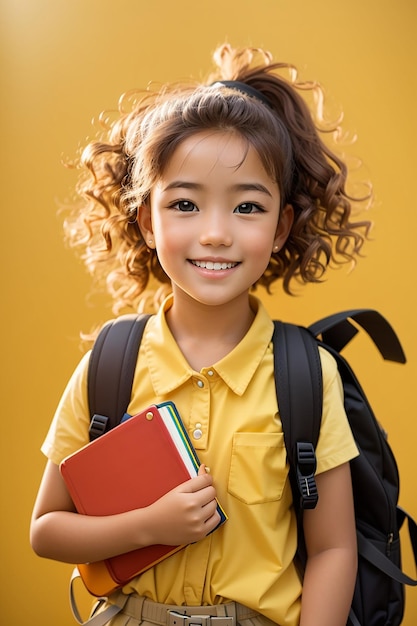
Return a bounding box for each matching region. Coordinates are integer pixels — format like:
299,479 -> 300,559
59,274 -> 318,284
64,44 -> 371,314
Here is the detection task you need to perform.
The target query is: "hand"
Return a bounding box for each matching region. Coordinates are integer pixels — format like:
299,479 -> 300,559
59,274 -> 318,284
142,464 -> 221,546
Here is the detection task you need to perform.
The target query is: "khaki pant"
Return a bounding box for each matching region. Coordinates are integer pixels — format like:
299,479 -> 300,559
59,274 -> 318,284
92,593 -> 279,626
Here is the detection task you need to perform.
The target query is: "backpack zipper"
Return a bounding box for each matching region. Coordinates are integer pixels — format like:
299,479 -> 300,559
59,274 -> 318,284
386,532 -> 394,556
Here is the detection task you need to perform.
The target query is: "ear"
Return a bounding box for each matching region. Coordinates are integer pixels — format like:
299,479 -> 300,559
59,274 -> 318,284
137,204 -> 155,249
272,204 -> 294,253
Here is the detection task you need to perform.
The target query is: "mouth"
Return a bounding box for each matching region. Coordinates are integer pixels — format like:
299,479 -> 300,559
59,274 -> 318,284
190,260 -> 239,271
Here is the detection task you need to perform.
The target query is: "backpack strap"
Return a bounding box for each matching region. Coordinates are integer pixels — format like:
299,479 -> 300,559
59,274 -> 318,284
88,314 -> 151,440
308,309 -> 406,363
272,321 -> 323,510
356,526 -> 417,586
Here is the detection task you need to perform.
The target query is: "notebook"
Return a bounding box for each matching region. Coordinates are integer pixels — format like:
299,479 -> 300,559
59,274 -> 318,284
60,401 -> 227,596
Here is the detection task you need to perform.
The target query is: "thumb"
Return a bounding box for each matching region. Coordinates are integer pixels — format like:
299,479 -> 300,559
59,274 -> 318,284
198,463 -> 210,476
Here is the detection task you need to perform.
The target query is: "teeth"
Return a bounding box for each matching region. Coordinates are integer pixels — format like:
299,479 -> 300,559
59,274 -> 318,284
193,260 -> 236,270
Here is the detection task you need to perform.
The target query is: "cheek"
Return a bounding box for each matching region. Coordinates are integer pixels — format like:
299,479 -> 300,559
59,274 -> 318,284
245,228 -> 277,276
153,221 -> 187,251
152,219 -> 191,269
246,226 -> 276,256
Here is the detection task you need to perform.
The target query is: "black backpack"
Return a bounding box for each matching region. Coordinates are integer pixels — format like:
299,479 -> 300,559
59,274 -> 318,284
87,308 -> 417,626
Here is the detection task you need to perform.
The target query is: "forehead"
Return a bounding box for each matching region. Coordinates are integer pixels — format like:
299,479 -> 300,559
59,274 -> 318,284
160,130 -> 274,182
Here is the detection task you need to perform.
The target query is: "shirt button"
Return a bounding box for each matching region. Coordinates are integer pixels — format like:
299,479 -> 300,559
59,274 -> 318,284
193,428 -> 203,439
197,380 -> 204,388
207,370 -> 214,376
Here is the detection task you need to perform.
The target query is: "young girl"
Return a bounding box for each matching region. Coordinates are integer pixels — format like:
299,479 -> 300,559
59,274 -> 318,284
31,44 -> 371,626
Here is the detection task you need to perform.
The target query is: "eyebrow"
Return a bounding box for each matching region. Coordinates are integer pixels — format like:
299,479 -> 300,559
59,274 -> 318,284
162,181 -> 273,197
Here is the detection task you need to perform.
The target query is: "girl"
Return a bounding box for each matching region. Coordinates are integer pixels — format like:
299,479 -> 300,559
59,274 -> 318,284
31,44 -> 371,626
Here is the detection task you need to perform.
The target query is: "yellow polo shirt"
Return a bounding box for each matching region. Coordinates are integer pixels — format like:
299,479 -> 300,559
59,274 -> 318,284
42,296 -> 358,626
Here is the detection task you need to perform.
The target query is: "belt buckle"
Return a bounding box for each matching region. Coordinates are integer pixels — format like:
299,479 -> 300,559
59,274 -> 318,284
167,611 -> 234,626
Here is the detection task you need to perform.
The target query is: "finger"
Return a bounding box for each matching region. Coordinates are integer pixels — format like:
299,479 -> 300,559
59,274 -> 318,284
178,472 -> 213,494
202,497 -> 218,518
203,505 -> 221,531
198,464 -> 208,476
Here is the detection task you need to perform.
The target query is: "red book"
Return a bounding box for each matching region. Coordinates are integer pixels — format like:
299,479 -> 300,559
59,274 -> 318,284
60,402 -> 226,596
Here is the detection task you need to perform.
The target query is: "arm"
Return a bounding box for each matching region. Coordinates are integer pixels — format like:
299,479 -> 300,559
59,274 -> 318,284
299,462 -> 357,626
30,460 -> 220,564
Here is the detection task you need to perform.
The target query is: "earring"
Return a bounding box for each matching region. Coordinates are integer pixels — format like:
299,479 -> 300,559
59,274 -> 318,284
148,239 -> 154,247
273,245 -> 280,253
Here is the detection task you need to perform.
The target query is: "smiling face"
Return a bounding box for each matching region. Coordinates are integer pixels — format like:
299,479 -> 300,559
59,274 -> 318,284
139,130 -> 292,312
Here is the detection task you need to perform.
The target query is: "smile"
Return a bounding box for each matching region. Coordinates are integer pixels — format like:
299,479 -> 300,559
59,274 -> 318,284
191,260 -> 238,270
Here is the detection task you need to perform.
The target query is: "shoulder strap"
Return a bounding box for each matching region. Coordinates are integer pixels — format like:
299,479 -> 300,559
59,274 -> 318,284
308,308 -> 406,362
273,309 -> 406,508
88,314 -> 151,440
272,321 -> 322,510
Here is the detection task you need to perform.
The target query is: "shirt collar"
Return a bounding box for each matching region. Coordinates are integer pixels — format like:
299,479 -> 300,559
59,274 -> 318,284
143,295 -> 274,397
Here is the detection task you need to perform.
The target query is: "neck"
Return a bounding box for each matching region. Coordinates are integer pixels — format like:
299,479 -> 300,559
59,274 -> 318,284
166,291 -> 256,369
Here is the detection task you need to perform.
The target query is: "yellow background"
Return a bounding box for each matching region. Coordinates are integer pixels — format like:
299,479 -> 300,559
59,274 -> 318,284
2,0 -> 416,624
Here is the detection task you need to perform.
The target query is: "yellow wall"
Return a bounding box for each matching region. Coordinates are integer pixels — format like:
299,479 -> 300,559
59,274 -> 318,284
2,0 -> 416,623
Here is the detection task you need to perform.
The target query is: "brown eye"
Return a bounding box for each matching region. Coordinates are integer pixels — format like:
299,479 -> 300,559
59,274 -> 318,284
234,203 -> 262,214
175,200 -> 197,212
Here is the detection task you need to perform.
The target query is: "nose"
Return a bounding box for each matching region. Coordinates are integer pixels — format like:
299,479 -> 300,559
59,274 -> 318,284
199,211 -> 233,248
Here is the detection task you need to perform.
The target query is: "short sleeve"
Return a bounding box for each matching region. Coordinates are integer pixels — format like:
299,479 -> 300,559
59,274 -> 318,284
41,351 -> 92,465
315,347 -> 359,474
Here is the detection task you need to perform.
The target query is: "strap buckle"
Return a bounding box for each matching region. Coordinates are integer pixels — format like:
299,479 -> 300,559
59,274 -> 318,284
295,442 -> 318,510
89,413 -> 109,440
167,612 -> 234,626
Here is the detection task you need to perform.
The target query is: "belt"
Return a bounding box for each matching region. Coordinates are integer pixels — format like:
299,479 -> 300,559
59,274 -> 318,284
110,594 -> 259,626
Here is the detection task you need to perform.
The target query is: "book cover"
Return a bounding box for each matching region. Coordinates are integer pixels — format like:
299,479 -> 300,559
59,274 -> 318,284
60,402 -> 226,596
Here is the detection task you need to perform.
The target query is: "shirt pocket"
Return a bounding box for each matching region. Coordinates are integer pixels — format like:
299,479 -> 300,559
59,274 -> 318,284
227,432 -> 288,504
